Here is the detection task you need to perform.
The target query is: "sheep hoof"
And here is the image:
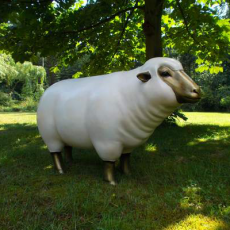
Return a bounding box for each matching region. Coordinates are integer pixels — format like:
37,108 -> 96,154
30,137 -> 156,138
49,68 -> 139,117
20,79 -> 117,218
120,153 -> 131,175
104,161 -> 117,185
57,168 -> 65,174
109,180 -> 117,186
51,152 -> 65,174
64,146 -> 74,166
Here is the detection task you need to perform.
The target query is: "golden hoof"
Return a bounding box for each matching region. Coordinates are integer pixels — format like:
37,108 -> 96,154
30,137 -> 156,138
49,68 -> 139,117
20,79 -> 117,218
104,161 -> 116,185
120,153 -> 131,175
109,181 -> 117,186
58,169 -> 65,174
51,152 -> 65,174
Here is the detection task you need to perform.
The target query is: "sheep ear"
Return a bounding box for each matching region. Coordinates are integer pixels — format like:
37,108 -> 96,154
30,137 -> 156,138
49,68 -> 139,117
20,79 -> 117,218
137,71 -> 151,82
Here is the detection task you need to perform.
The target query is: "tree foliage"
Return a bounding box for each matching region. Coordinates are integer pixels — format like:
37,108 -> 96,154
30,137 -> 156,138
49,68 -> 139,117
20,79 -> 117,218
183,59 -> 230,111
164,0 -> 230,73
0,53 -> 46,102
0,0 -> 229,76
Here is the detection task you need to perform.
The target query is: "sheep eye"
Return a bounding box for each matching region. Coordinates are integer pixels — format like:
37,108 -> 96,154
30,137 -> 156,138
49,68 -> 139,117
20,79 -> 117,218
161,71 -> 171,77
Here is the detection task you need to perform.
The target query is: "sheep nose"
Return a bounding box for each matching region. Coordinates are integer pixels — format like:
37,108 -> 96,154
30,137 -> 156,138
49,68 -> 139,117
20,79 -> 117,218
193,89 -> 198,94
192,87 -> 201,98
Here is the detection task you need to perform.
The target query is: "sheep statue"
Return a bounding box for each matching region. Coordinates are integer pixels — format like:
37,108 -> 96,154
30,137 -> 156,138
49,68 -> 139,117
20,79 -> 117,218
37,57 -> 201,185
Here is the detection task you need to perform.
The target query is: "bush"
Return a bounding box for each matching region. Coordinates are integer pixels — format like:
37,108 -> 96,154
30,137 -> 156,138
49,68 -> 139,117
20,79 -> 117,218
163,109 -> 188,126
14,97 -> 38,112
182,60 -> 230,112
220,96 -> 230,109
0,97 -> 38,112
0,92 -> 12,106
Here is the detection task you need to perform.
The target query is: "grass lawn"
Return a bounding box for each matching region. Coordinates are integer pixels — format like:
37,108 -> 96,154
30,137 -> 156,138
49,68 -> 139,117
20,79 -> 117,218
0,112 -> 230,230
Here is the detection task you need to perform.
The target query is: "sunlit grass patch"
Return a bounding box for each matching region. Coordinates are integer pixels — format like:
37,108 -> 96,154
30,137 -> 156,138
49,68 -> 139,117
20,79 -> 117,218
0,112 -> 36,128
164,214 -> 227,230
182,112 -> 230,126
145,143 -> 157,152
180,181 -> 203,211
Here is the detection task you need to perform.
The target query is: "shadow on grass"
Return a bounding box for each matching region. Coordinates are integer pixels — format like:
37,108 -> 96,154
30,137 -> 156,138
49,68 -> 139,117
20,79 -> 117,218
0,123 -> 45,171
0,123 -> 103,181
131,123 -> 230,229
0,122 -> 230,229
0,123 -> 37,131
0,112 -> 36,115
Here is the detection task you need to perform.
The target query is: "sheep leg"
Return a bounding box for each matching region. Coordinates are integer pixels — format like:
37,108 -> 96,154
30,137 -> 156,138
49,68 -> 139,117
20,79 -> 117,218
120,153 -> 131,175
64,146 -> 73,165
104,161 -> 117,185
50,152 -> 65,174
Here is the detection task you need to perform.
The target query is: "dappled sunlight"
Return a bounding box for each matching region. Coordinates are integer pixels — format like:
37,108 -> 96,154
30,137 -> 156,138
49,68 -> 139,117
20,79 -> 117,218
145,143 -> 157,153
164,214 -> 227,230
0,123 -> 37,131
12,134 -> 42,151
43,164 -> 53,170
187,132 -> 230,146
180,182 -> 203,211
187,138 -> 207,146
41,145 -> 48,150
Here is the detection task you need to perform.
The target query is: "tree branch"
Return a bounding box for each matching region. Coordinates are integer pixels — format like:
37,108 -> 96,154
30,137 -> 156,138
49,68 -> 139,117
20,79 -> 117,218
113,0 -> 140,57
136,5 -> 144,10
60,5 -> 143,34
175,0 -> 198,44
2,0 -> 52,4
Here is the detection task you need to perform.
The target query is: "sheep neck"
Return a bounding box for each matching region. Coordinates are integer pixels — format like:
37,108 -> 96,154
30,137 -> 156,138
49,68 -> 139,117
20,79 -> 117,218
119,75 -> 179,144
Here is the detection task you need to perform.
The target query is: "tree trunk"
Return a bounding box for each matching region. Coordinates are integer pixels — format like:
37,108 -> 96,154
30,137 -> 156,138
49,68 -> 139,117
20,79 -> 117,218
143,0 -> 164,60
49,72 -> 57,86
44,56 -> 57,86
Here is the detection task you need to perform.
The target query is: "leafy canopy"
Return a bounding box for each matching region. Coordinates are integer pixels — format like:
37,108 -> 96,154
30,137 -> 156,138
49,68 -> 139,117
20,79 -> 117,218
0,0 -> 229,75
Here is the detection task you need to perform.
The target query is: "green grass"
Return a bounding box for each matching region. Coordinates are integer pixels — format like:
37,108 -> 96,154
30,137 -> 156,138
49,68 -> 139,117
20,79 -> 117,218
0,112 -> 230,230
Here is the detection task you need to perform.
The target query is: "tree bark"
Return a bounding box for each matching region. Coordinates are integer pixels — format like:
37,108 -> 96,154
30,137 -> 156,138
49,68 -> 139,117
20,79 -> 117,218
45,56 -> 57,86
143,0 -> 164,60
48,72 -> 56,86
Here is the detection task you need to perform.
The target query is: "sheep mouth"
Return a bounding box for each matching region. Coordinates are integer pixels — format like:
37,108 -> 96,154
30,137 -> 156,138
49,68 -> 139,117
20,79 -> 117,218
176,95 -> 201,104
183,96 -> 201,103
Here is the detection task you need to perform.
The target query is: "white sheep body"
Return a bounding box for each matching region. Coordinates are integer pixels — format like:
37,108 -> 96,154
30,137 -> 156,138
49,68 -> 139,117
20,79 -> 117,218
37,58 -> 181,161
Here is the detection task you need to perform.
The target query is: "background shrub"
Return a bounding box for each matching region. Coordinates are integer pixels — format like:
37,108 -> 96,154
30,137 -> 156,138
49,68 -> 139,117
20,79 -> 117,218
0,92 -> 12,106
